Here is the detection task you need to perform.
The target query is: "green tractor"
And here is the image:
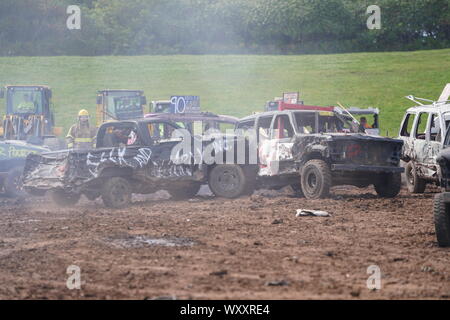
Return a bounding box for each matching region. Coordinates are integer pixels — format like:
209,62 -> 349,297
0,85 -> 61,197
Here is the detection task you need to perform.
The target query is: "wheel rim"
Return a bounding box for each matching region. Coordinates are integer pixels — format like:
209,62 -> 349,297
216,168 -> 239,192
303,168 -> 320,195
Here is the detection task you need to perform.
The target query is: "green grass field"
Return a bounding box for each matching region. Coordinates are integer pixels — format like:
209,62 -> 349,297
1,49 -> 449,137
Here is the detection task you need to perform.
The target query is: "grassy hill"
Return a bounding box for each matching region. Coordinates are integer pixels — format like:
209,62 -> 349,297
1,49 -> 449,137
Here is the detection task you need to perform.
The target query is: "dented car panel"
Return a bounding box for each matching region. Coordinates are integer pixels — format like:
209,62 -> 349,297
22,118 -> 231,198
398,102 -> 450,185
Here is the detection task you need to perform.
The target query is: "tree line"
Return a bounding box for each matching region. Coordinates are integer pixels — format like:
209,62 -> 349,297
0,0 -> 449,56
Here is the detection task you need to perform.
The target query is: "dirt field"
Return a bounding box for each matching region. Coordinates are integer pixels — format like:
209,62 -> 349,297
0,186 -> 449,300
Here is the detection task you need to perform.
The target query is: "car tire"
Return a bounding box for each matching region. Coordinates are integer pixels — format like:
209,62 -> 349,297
209,165 -> 251,199
434,193 -> 450,247
374,172 -> 402,198
101,177 -> 132,209
168,183 -> 201,200
405,162 -> 426,194
50,189 -> 81,206
300,160 -> 332,200
4,167 -> 26,198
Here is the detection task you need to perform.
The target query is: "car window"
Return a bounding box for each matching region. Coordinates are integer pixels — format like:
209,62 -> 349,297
400,113 -> 415,137
294,112 -> 317,134
257,116 -> 274,139
415,112 -> 430,140
429,113 -> 441,142
271,115 -> 294,139
236,120 -> 255,131
147,122 -> 180,143
101,123 -> 140,148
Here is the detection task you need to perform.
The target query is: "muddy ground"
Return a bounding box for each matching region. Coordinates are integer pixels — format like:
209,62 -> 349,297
0,186 -> 449,300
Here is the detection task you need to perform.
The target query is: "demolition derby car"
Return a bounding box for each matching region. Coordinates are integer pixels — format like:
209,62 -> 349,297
236,102 -> 404,199
399,85 -> 450,194
22,118 -> 255,208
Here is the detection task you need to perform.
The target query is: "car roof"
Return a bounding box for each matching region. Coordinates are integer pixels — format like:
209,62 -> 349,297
99,118 -> 182,128
144,112 -> 239,123
238,108 -> 336,122
405,103 -> 450,114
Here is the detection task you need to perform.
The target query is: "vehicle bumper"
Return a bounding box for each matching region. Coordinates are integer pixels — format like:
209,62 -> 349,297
331,164 -> 405,173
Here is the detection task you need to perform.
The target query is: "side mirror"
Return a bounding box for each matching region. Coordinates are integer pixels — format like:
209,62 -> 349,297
96,95 -> 103,105
0,88 -> 4,99
141,96 -> 147,105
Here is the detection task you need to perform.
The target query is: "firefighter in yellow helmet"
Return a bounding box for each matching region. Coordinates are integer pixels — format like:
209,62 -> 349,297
66,109 -> 97,150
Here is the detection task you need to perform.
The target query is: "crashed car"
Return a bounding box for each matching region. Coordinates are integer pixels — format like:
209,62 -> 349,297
236,102 -> 404,199
0,140 -> 49,197
23,118 -> 255,208
398,87 -> 450,194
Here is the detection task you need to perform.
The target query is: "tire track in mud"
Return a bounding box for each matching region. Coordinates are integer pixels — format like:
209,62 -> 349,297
0,187 -> 449,299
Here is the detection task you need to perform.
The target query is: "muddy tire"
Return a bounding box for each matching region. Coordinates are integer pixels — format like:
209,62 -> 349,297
374,172 -> 402,198
434,194 -> 450,247
405,162 -> 426,194
4,167 -> 26,198
168,183 -> 201,200
300,160 -> 331,200
102,177 -> 132,209
209,165 -> 251,199
50,190 -> 81,207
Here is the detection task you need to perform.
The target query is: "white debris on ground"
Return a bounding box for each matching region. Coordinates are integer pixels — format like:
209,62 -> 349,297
296,209 -> 331,217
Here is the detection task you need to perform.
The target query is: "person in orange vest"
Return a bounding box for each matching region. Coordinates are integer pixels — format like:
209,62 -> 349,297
359,117 -> 373,132
66,109 -> 97,150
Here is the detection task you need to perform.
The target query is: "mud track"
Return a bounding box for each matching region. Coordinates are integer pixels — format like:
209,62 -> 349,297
0,186 -> 449,300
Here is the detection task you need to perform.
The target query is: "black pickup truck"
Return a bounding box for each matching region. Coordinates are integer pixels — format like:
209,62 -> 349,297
235,107 -> 404,199
23,118 -> 255,208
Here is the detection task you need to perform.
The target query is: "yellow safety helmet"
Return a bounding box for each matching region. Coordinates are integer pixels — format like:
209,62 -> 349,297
78,109 -> 89,117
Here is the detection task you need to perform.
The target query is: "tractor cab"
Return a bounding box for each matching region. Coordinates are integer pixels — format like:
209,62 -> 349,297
0,85 -> 61,143
96,90 -> 147,126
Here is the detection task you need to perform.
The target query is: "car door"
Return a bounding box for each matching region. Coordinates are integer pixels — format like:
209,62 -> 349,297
412,112 -> 431,166
398,112 -> 416,161
427,112 -> 444,168
146,121 -> 194,178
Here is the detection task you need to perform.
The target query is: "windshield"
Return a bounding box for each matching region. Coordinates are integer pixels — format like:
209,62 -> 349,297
294,111 -> 358,134
105,92 -> 142,119
8,88 -> 43,114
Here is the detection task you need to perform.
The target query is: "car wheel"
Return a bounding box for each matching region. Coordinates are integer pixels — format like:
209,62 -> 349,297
4,167 -> 26,198
50,189 -> 81,207
101,177 -> 132,209
405,162 -> 426,193
209,165 -> 250,199
434,193 -> 450,247
300,160 -> 331,200
374,172 -> 402,198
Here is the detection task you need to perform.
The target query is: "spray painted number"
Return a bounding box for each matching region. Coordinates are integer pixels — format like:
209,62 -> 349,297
170,96 -> 186,114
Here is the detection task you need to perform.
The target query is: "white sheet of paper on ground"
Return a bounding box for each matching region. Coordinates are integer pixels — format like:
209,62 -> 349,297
296,209 -> 331,217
